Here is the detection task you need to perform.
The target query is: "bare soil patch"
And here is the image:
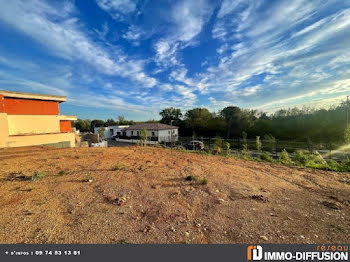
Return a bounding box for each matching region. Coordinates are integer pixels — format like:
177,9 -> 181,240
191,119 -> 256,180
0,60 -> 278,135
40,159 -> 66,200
0,146 -> 349,243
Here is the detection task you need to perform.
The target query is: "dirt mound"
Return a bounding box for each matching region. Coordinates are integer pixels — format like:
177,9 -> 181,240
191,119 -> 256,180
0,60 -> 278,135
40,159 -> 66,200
0,146 -> 348,243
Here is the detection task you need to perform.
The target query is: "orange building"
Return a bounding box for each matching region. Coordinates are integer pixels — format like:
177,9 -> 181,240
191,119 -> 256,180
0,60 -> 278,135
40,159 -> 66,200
0,90 -> 77,148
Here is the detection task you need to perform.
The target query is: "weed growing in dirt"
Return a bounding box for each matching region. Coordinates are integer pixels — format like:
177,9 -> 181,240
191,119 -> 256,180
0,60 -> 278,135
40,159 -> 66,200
339,159 -> 350,172
200,178 -> 208,185
120,239 -> 129,244
186,175 -> 198,181
185,175 -> 208,185
330,224 -> 344,232
113,162 -> 128,171
258,152 -> 274,162
31,172 -> 45,181
242,150 -> 253,161
326,159 -> 341,171
278,149 -> 293,165
294,150 -> 325,168
58,170 -> 69,176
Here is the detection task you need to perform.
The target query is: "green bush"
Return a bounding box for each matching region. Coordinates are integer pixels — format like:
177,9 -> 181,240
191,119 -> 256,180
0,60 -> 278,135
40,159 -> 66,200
31,171 -> 45,181
224,142 -> 230,155
278,149 -> 293,165
213,136 -> 223,155
242,150 -> 253,161
258,152 -> 274,162
294,150 -> 326,168
340,159 -> 350,172
294,150 -> 308,166
326,159 -> 341,171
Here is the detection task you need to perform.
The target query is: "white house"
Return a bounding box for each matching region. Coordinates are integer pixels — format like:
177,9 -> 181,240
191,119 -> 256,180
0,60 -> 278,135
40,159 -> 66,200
94,125 -> 129,139
121,123 -> 178,143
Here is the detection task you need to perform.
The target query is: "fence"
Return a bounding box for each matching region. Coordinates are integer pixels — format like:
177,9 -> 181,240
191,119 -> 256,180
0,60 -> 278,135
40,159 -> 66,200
175,136 -> 348,160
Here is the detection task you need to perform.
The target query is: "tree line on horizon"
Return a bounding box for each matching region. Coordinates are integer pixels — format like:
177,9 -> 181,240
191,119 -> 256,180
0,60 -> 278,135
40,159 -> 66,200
73,101 -> 349,145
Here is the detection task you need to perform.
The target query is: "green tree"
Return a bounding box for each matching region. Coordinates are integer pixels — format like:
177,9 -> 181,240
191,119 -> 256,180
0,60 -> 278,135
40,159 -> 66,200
91,119 -> 105,131
184,108 -> 213,136
117,116 -> 135,125
140,128 -> 148,146
73,119 -> 91,132
221,106 -> 241,138
98,127 -> 106,141
105,118 -> 117,127
159,107 -> 182,126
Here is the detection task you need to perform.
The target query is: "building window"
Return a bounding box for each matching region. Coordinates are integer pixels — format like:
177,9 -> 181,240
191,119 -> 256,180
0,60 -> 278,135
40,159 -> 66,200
168,131 -> 170,134
137,131 -> 139,135
131,131 -> 134,135
152,131 -> 155,137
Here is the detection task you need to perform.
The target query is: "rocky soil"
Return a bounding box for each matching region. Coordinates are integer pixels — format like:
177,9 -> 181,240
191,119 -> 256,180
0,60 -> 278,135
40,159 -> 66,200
0,146 -> 349,243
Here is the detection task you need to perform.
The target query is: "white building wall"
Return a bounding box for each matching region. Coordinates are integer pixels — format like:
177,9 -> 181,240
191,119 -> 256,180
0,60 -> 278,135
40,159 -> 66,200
94,125 -> 129,139
125,130 -> 159,138
123,129 -> 178,142
158,129 -> 178,142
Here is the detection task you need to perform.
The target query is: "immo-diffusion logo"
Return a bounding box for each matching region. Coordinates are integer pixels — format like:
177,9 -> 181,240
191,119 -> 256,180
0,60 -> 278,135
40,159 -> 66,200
247,245 -> 348,261
247,245 -> 263,261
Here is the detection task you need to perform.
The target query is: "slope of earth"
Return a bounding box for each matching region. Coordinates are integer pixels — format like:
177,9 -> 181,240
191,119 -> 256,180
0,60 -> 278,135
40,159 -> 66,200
0,146 -> 349,244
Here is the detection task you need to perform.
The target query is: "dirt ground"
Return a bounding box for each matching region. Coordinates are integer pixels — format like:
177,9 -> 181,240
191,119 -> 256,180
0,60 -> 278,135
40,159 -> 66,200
0,146 -> 349,244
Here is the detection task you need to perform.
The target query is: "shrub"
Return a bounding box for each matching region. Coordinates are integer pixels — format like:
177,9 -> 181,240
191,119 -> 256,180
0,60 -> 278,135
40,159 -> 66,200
97,127 -> 106,141
294,150 -> 308,166
294,150 -> 326,168
213,136 -> 223,155
263,134 -> 276,152
140,128 -> 148,146
241,149 -> 252,160
224,142 -> 230,155
326,159 -> 341,171
212,147 -> 222,155
256,136 -> 262,152
31,171 -> 45,181
200,178 -> 208,185
340,159 -> 350,172
258,152 -> 274,162
278,149 -> 293,165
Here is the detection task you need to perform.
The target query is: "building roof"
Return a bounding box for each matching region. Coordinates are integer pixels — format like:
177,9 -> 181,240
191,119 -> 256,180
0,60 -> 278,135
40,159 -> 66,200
123,123 -> 178,131
0,90 -> 67,102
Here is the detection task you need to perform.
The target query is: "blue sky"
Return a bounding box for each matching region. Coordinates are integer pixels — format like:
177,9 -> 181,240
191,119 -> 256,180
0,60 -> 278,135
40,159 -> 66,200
0,0 -> 349,120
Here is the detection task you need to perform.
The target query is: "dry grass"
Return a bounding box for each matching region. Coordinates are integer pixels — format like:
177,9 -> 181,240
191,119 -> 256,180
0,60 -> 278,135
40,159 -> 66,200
0,146 -> 349,244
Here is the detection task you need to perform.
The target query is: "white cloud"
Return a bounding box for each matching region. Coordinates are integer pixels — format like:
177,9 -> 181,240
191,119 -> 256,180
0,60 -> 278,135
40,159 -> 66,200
0,0 -> 156,88
201,0 -> 350,110
95,0 -> 137,21
154,0 -> 215,69
217,0 -> 244,18
123,25 -> 143,43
